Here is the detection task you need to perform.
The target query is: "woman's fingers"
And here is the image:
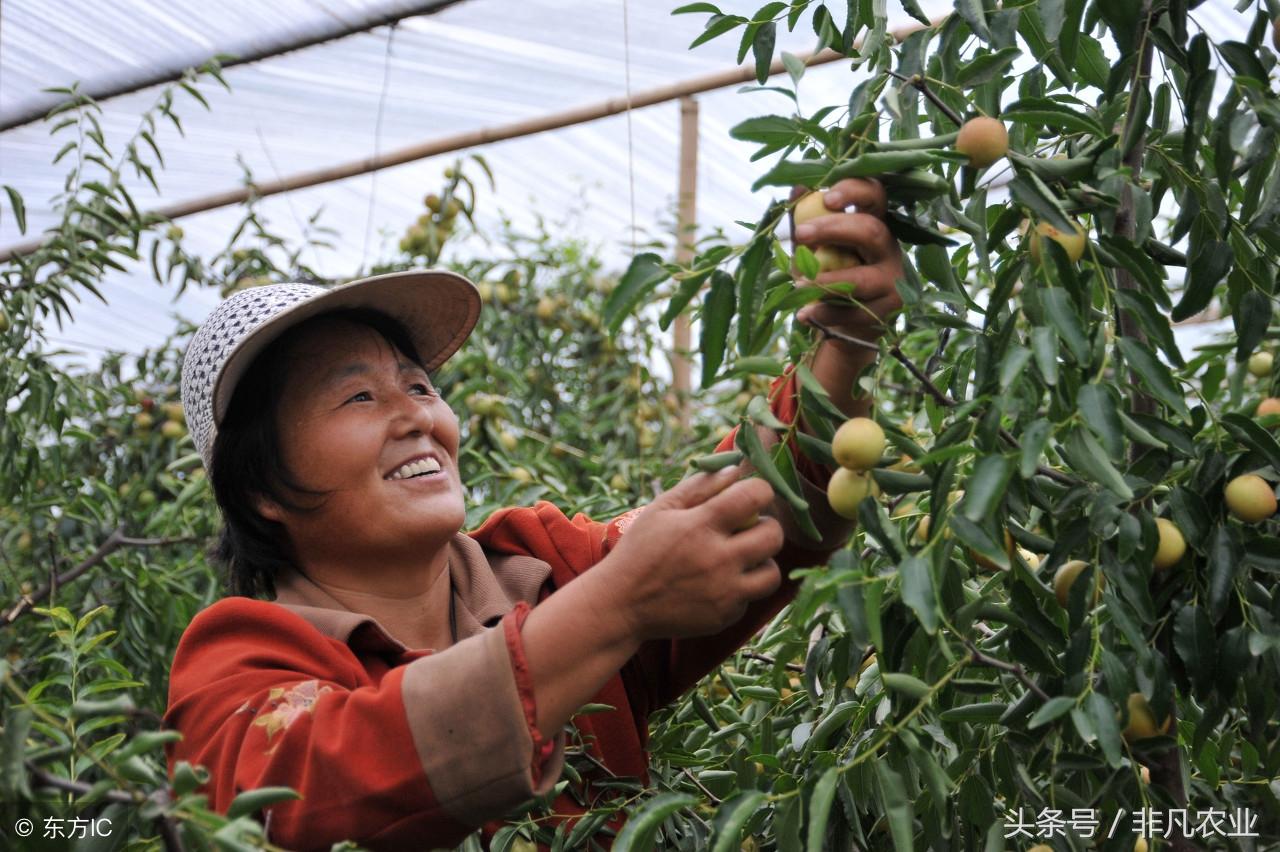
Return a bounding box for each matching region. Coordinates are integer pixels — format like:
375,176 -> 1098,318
824,178 -> 888,218
736,558 -> 783,601
798,292 -> 903,329
794,211 -> 898,263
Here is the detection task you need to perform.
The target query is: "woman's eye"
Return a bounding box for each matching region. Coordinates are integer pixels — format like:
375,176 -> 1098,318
347,391 -> 373,403
410,383 -> 435,396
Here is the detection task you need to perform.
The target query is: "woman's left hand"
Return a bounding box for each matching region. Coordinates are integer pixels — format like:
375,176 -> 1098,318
790,177 -> 905,349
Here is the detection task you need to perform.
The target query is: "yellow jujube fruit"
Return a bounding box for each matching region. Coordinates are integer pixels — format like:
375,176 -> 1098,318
1053,560 -> 1103,607
831,417 -> 886,471
1153,518 -> 1185,572
827,467 -> 878,519
1120,692 -> 1173,742
1224,474 -> 1277,523
1248,351 -> 1274,377
955,116 -> 1009,168
793,190 -> 829,227
1257,397 -> 1280,419
1029,221 -> 1088,263
813,245 -> 862,274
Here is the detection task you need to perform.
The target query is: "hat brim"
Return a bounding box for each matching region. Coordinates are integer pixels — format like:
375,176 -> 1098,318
211,269 -> 480,426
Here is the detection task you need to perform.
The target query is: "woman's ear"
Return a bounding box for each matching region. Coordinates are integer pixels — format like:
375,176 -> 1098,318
253,494 -> 285,524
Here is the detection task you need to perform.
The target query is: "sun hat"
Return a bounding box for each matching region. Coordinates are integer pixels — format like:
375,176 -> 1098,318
180,269 -> 481,469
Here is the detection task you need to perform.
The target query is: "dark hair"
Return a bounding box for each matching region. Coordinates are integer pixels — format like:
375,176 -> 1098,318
208,307 -> 427,599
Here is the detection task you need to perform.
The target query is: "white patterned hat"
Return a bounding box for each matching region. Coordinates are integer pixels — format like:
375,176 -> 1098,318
180,269 -> 480,469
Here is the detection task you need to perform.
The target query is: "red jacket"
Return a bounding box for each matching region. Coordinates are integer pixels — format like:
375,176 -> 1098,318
164,370 -> 841,850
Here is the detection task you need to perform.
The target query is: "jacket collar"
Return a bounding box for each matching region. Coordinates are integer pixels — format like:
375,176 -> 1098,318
271,532 -> 551,653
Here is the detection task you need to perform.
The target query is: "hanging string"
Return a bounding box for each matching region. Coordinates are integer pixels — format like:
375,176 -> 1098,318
361,21 -> 398,272
621,0 -> 637,257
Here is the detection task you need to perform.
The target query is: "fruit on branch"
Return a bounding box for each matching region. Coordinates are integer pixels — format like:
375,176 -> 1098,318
133,412 -> 154,431
813,245 -> 862,274
1017,548 -> 1040,570
826,468 -> 877,519
424,193 -> 441,212
831,417 -> 885,471
1224,474 -> 1277,523
1248,351 -> 1273,377
1134,838 -> 1149,852
1028,221 -> 1087,263
160,420 -> 186,440
1153,518 -> 1185,572
794,191 -> 863,274
0,307 -> 9,333
1120,692 -> 1172,742
1053,560 -> 1103,607
955,116 -> 1009,168
535,297 -> 556,320
510,467 -> 533,484
1256,397 -> 1280,419
793,191 -> 829,227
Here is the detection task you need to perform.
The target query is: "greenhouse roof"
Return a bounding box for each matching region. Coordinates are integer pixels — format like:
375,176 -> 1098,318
0,0 -> 1250,358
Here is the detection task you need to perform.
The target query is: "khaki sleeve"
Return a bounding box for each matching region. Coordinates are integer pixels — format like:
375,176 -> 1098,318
400,602 -> 565,825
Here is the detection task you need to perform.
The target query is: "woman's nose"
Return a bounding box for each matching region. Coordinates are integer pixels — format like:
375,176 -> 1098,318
390,390 -> 434,434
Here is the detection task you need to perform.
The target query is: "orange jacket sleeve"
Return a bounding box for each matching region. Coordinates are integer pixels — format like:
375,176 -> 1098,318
164,598 -> 562,851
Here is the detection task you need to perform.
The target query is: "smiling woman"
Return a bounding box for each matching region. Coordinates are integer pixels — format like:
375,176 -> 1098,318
163,179 -> 902,852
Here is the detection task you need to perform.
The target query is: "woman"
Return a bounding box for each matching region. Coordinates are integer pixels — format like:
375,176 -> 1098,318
163,177 -> 902,850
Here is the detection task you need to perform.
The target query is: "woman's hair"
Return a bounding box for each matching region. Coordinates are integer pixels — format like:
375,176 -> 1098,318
207,307 -> 427,598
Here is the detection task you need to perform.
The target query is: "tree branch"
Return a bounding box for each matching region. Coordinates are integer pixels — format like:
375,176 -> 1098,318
962,637 -> 1050,702
3,526 -> 197,627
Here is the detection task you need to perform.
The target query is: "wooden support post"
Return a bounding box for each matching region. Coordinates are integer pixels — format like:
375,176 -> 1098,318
671,95 -> 699,427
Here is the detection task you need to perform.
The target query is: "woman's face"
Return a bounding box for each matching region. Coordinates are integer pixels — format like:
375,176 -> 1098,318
259,317 -> 466,566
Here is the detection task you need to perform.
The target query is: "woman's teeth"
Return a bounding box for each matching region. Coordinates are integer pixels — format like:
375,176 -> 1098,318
387,458 -> 442,480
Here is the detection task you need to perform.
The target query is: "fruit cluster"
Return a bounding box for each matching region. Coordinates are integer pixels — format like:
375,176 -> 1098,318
824,417 -> 884,519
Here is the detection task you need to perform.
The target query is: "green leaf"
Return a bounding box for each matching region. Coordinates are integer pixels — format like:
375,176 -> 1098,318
1220,413 -> 1280,473
699,270 -> 736,387
1234,290 -> 1272,363
1019,418 -> 1051,478
735,422 -> 808,514
1040,288 -> 1090,365
1086,692 -> 1123,769
1116,338 -> 1189,418
4,186 -> 27,235
1009,173 -> 1077,237
956,47 -> 1021,88
898,554 -> 939,635
752,21 -> 776,84
1078,384 -> 1123,459
1005,99 -> 1107,138
827,150 -> 957,183
881,672 -> 931,700
1031,326 -> 1059,385
963,455 -> 1014,521
730,115 -> 803,146
874,762 -> 915,852
954,0 -> 991,42
805,767 -> 839,852
710,790 -> 767,852
1171,239 -> 1232,322
1207,524 -> 1243,623
1174,605 -> 1216,695
1028,696 -> 1076,729
225,786 -> 302,820
614,792 -> 697,852
751,158 -> 832,191
1062,426 -> 1133,499
605,253 -> 670,333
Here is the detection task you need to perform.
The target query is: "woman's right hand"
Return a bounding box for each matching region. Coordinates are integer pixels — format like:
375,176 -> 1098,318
601,467 -> 785,642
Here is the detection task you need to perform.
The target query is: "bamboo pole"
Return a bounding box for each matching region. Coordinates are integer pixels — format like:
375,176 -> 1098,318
671,96 -> 699,426
0,16 -> 943,263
